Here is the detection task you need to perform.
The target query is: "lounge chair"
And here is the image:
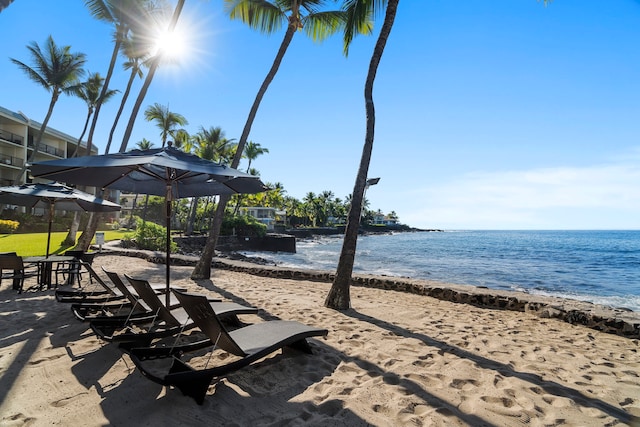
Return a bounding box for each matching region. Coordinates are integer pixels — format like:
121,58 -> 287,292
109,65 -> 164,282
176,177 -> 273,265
69,267 -> 187,321
128,289 -> 328,404
55,262 -> 128,303
89,275 -> 258,346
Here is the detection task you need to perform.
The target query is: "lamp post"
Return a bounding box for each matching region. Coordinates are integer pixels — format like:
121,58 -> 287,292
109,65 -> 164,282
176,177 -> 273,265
361,177 -> 380,224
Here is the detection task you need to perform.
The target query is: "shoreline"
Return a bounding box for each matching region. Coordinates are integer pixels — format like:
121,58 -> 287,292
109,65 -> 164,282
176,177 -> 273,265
100,242 -> 640,339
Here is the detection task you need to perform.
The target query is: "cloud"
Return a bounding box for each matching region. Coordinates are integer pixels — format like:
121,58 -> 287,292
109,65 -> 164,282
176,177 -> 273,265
403,159 -> 640,230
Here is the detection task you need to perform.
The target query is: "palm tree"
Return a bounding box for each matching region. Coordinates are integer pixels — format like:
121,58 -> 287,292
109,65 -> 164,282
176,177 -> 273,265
72,72 -> 119,158
119,0 -> 186,152
83,0 -> 158,155
9,35 -> 86,184
325,0 -> 400,310
64,72 -> 118,246
104,34 -> 149,154
143,103 -> 188,147
233,141 -> 269,214
75,0 -> 163,251
243,141 -> 269,172
185,126 -> 235,235
192,0 -> 353,280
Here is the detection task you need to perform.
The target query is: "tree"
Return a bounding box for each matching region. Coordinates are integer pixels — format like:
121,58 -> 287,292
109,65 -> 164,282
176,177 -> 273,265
76,0 -> 167,251
192,0 -> 351,280
243,141 -> 269,172
233,141 -> 269,214
9,35 -> 86,184
64,72 -> 118,246
185,126 -> 235,235
104,33 -> 149,154
143,103 -> 188,147
119,0 -> 185,152
325,0 -> 399,310
83,0 -> 157,155
72,72 -> 119,158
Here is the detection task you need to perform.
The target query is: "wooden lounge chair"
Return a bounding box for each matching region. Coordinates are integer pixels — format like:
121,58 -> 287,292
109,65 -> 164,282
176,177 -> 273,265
88,275 -> 258,346
128,289 -> 328,404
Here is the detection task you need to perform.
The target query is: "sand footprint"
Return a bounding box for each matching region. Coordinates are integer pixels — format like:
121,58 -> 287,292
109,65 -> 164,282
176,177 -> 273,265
49,392 -> 89,408
449,378 -> 478,390
2,413 -> 37,426
28,353 -> 65,366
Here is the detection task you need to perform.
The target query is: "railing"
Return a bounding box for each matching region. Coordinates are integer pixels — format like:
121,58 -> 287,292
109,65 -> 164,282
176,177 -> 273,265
0,129 -> 24,145
0,154 -> 23,167
26,141 -> 65,158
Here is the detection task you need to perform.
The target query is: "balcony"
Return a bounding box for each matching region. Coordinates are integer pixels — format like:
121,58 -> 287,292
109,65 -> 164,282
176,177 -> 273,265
0,129 -> 24,146
0,154 -> 23,167
26,141 -> 65,158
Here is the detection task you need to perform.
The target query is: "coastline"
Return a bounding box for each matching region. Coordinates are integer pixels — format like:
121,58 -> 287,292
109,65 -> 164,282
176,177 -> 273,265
103,241 -> 640,340
1,251 -> 638,425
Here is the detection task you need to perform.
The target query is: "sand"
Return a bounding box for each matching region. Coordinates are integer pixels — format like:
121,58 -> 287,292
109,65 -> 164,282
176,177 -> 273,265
0,253 -> 639,426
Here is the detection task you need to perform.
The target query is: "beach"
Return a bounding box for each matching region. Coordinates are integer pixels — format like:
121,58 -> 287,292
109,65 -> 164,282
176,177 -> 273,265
1,253 -> 639,426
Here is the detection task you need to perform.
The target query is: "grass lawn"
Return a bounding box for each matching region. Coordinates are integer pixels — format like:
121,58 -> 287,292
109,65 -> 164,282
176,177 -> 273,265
0,230 -> 134,256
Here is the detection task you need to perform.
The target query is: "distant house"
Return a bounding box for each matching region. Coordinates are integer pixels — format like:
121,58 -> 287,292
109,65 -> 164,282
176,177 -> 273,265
240,207 -> 287,231
373,212 -> 399,226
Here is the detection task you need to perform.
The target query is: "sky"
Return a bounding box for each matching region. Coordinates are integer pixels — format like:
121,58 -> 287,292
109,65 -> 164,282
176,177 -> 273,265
2,0 -> 639,230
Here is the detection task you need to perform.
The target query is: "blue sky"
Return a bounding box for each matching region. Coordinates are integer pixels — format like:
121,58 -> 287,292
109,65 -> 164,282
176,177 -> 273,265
2,0 -> 639,230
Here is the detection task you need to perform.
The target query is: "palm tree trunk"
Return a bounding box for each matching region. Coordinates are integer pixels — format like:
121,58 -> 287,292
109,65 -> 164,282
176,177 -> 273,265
85,37 -> 122,156
191,21 -> 297,280
105,66 -> 138,154
186,196 -> 199,235
14,94 -> 58,184
71,108 -> 92,158
325,0 -> 399,310
119,0 -> 185,153
63,211 -> 81,246
79,2 -> 185,249
63,109 -> 93,246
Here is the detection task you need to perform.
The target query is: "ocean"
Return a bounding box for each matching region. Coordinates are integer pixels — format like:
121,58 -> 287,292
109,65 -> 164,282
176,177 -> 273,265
242,230 -> 640,312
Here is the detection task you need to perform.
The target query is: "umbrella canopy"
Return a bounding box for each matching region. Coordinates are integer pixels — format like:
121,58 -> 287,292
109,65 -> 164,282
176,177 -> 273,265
31,146 -> 268,302
30,146 -> 266,200
0,182 -> 121,257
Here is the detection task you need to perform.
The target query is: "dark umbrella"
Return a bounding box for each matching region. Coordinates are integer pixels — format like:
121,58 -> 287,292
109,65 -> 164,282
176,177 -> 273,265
31,146 -> 268,304
0,182 -> 121,257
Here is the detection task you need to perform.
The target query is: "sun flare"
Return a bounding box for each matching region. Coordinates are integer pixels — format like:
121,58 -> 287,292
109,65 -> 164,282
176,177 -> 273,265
153,26 -> 189,62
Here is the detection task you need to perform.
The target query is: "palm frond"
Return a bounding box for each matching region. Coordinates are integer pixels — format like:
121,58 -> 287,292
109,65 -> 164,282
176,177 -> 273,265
225,0 -> 287,34
303,10 -> 346,42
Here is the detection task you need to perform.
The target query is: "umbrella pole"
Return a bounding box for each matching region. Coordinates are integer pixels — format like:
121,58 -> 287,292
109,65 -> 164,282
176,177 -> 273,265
46,206 -> 54,258
165,193 -> 172,307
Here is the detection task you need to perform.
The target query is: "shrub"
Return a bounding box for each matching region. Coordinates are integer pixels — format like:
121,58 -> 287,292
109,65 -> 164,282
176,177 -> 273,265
221,215 -> 267,238
121,219 -> 178,252
0,219 -> 19,234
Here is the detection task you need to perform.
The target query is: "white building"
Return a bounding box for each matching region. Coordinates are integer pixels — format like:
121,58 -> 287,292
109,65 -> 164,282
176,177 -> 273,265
0,106 -> 96,187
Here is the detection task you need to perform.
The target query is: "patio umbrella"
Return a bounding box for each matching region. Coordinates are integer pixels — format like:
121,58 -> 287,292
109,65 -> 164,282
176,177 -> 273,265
30,145 -> 268,304
0,182 -> 121,257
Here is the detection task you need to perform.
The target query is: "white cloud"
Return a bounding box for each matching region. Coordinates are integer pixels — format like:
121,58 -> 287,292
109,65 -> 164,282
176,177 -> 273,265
402,160 -> 640,230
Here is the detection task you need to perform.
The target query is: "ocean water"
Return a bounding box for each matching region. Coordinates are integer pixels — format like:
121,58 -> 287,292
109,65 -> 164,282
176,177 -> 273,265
243,230 -> 640,312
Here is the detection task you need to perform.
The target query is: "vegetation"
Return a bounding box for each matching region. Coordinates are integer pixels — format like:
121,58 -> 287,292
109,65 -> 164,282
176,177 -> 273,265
0,230 -> 132,257
121,219 -> 177,253
0,220 -> 19,234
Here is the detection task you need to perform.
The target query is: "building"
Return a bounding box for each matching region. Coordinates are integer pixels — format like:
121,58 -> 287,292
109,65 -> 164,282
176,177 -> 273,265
0,106 -> 96,187
240,207 -> 286,231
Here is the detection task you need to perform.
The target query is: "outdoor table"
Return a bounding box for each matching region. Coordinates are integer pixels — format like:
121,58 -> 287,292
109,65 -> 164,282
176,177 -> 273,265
23,256 -> 76,290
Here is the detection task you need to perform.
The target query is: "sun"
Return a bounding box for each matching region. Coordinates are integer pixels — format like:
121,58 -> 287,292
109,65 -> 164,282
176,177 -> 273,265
153,26 -> 189,62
